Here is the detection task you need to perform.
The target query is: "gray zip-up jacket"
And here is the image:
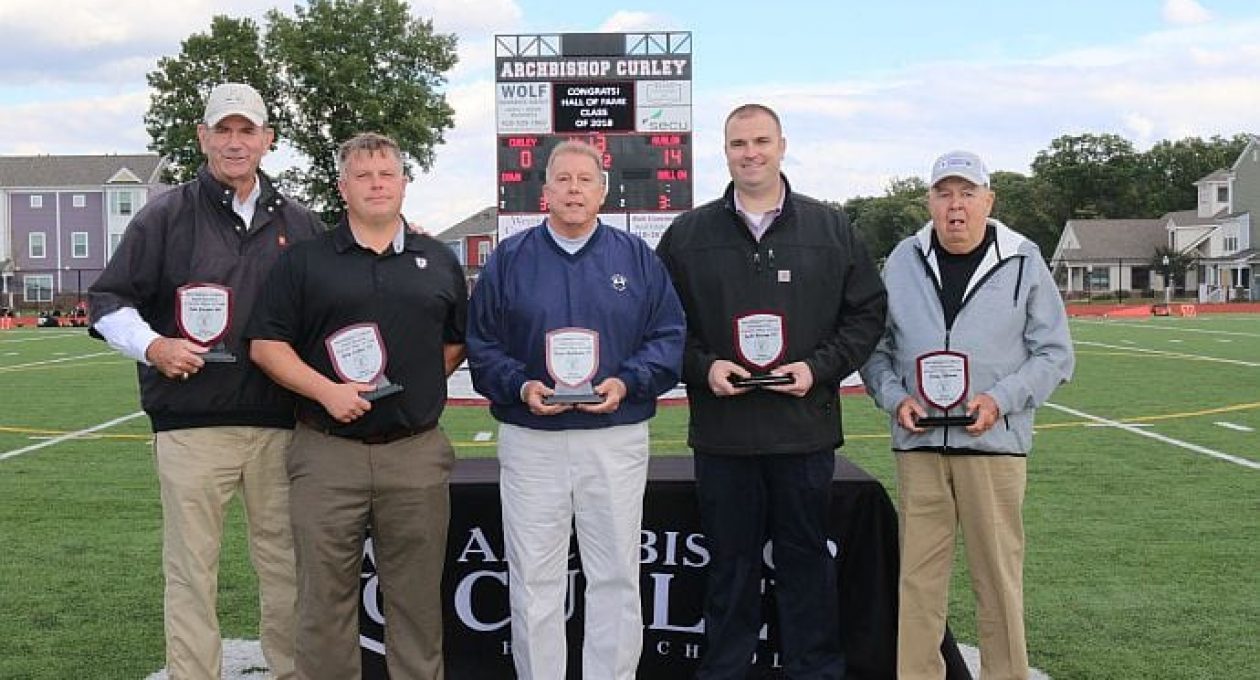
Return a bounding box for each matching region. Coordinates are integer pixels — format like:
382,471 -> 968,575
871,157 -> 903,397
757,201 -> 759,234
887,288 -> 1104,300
861,219 -> 1074,455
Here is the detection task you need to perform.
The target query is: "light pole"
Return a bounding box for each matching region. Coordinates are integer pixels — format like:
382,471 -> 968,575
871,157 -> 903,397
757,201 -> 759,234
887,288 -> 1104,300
1162,255 -> 1172,305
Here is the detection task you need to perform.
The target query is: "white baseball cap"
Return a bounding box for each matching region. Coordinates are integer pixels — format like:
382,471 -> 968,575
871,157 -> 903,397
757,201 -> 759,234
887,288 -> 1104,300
203,83 -> 267,126
930,150 -> 989,187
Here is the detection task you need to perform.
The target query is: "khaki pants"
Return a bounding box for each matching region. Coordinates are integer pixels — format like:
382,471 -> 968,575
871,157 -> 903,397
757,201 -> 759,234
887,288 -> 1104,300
288,424 -> 454,680
154,426 -> 297,680
895,452 -> 1028,680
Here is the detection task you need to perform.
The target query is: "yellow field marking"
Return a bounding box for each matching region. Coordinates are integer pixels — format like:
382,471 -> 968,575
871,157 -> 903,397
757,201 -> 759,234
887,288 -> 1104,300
9,401 -> 1254,451
1035,400 -> 1260,429
0,425 -> 150,441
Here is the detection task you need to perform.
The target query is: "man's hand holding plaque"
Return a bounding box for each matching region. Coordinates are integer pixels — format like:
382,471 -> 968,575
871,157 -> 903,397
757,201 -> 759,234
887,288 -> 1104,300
913,350 -> 977,428
176,283 -> 237,363
729,312 -> 795,388
325,322 -> 403,402
542,328 -> 605,406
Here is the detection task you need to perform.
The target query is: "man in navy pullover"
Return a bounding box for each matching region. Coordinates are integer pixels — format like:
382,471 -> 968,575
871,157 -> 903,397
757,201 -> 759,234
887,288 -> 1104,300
467,140 -> 685,680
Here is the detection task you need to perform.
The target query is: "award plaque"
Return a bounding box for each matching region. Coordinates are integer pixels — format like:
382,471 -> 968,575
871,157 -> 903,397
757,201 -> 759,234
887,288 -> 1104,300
542,328 -> 605,405
175,283 -> 237,363
325,322 -> 403,401
730,312 -> 794,388
915,350 -> 977,428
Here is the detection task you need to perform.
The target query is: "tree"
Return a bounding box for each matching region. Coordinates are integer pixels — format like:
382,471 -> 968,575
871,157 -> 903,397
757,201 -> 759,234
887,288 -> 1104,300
146,0 -> 457,222
844,177 -> 929,261
1031,133 -> 1143,225
1150,245 -> 1194,290
145,16 -> 278,184
1135,134 -> 1251,217
265,0 -> 457,221
989,171 -> 1059,256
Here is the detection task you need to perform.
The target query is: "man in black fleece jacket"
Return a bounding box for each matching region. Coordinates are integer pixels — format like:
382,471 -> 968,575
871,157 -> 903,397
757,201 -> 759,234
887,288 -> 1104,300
656,103 -> 887,679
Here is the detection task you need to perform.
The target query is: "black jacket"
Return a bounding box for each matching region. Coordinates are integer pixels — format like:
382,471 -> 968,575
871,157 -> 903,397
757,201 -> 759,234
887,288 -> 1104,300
656,176 -> 887,455
89,166 -> 326,432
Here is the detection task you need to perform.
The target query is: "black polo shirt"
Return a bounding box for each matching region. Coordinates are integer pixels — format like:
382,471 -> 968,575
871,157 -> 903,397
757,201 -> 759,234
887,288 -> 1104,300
246,218 -> 467,441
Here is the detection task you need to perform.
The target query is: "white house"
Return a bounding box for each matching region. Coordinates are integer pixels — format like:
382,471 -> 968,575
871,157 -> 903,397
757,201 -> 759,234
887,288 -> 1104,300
1051,136 -> 1258,302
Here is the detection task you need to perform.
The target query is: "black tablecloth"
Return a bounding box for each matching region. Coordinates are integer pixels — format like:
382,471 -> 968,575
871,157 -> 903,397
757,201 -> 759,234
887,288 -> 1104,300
358,455 -> 971,679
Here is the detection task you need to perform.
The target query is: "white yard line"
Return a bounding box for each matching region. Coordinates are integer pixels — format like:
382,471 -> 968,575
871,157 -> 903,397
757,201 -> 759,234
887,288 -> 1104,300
0,332 -> 86,343
0,412 -> 146,462
1214,422 -> 1255,433
1046,402 -> 1260,470
1074,341 -> 1260,368
0,351 -> 118,371
1075,318 -> 1260,339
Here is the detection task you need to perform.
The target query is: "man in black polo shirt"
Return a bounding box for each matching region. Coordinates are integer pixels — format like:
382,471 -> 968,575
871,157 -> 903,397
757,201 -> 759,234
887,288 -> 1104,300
247,132 -> 467,680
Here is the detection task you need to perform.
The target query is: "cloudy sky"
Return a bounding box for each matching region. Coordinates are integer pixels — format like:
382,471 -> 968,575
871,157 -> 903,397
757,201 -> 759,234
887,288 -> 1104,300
2,0 -> 1258,232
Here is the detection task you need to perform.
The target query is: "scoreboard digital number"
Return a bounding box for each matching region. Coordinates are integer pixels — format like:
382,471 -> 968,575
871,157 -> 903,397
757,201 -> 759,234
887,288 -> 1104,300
498,132 -> 692,213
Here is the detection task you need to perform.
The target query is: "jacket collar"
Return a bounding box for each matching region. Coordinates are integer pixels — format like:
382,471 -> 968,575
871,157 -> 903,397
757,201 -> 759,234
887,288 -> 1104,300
914,218 -> 1028,298
332,215 -> 425,254
722,173 -> 795,222
914,218 -> 1026,261
197,165 -> 288,218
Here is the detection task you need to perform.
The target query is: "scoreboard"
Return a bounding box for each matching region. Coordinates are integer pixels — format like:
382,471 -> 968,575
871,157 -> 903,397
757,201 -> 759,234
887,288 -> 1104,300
495,32 -> 693,245
497,132 -> 691,213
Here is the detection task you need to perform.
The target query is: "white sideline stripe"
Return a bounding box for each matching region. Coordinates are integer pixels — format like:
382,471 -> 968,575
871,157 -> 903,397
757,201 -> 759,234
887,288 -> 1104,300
0,351 -> 118,371
1046,402 -> 1260,470
1075,341 -> 1260,368
1214,422 -> 1255,433
0,333 -> 85,344
0,411 -> 146,461
1076,319 -> 1260,339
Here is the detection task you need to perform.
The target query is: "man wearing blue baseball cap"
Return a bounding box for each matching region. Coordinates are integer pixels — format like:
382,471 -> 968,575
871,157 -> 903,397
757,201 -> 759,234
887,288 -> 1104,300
861,151 -> 1074,680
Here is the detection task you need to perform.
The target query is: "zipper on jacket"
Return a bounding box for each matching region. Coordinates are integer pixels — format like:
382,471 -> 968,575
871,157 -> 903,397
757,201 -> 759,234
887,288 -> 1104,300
942,328 -> 952,451
1012,258 -> 1026,306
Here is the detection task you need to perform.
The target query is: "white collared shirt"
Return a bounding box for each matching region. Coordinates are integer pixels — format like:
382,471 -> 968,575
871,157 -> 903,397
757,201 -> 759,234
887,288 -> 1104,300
94,175 -> 266,364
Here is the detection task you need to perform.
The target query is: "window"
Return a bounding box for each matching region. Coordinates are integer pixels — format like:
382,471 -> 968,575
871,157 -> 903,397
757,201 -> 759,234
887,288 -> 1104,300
109,233 -> 124,259
24,275 -> 53,303
29,232 -> 47,259
1217,186 -> 1228,203
30,195 -> 43,209
477,240 -> 491,266
1224,236 -> 1239,252
1088,268 -> 1110,290
111,191 -> 135,216
72,232 -> 89,258
73,194 -> 87,208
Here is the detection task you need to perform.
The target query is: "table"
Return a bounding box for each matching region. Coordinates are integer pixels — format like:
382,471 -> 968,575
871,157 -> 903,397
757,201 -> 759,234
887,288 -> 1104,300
358,456 -> 971,679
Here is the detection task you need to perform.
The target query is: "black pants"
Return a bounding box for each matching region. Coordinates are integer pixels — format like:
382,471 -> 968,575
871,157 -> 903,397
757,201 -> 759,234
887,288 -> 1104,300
694,450 -> 845,680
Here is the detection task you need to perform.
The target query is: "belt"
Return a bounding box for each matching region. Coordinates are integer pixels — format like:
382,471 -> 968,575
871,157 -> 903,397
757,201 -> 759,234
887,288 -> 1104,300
297,414 -> 434,445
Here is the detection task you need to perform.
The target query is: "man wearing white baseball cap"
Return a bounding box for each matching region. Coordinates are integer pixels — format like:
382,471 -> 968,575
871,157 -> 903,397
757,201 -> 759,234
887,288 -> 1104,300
862,150 -> 1074,679
203,82 -> 269,126
90,83 -> 325,679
